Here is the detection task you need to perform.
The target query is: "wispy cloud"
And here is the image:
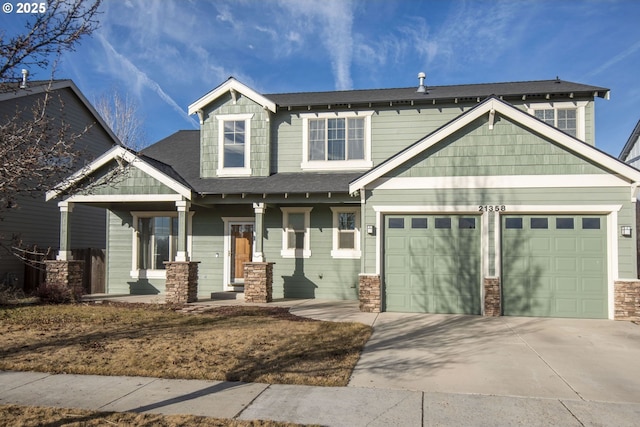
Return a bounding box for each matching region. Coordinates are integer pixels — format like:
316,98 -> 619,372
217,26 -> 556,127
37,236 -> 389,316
96,34 -> 199,129
582,39 -> 640,80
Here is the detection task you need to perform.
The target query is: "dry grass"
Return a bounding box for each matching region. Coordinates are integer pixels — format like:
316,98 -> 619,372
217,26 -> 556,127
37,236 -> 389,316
0,403 -> 314,426
0,303 -> 372,386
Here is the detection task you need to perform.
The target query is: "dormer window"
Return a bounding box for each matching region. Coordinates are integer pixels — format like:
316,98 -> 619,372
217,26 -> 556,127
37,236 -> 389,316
301,111 -> 373,171
528,102 -> 587,141
217,113 -> 253,176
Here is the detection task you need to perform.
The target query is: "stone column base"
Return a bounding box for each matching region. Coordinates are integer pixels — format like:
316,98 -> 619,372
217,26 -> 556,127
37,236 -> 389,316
483,277 -> 501,317
244,262 -> 274,303
164,261 -> 199,304
615,280 -> 640,321
44,260 -> 85,301
359,274 -> 381,313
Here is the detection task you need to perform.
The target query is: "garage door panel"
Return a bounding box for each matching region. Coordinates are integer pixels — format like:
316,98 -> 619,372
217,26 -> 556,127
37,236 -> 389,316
384,214 -> 480,314
502,214 -> 607,319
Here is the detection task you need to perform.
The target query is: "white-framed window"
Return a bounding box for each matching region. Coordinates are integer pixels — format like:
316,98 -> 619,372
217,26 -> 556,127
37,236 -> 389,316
130,211 -> 192,279
301,111 -> 373,170
527,101 -> 587,141
330,207 -> 361,259
281,207 -> 313,258
216,113 -> 253,176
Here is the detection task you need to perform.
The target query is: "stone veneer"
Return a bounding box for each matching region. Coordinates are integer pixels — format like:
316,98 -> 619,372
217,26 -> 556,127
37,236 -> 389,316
164,261 -> 199,304
244,262 -> 274,303
483,277 -> 501,317
44,260 -> 85,299
614,280 -> 640,321
359,274 -> 381,313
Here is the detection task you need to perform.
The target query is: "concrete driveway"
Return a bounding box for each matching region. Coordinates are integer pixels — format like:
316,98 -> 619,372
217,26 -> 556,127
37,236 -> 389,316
348,313 -> 640,404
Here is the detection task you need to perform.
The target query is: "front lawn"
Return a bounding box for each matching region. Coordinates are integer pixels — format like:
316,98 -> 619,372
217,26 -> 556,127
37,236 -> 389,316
0,303 -> 372,386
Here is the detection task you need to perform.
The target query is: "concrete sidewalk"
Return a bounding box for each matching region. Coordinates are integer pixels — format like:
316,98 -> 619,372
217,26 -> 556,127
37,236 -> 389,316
2,370 -> 640,426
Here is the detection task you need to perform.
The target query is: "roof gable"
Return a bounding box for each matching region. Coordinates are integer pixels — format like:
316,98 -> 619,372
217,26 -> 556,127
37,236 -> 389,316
188,77 -> 276,117
619,119 -> 640,162
46,146 -> 192,201
349,97 -> 640,194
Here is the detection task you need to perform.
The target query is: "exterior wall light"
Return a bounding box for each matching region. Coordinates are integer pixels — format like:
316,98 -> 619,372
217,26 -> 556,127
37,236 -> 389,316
367,225 -> 376,235
621,226 -> 632,237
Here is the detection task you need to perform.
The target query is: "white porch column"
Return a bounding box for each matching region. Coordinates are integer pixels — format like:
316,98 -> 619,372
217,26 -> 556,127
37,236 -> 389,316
175,200 -> 190,262
253,202 -> 266,262
57,201 -> 74,261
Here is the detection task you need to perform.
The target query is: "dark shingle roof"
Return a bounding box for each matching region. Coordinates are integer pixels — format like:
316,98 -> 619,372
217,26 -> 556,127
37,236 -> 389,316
265,79 -> 609,108
140,130 -> 361,195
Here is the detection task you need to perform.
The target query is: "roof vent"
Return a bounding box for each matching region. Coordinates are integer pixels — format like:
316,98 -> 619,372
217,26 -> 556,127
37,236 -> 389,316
20,69 -> 28,89
417,72 -> 426,93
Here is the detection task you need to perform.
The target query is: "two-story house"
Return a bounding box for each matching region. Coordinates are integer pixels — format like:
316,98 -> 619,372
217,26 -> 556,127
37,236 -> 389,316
0,79 -> 120,293
48,75 -> 640,319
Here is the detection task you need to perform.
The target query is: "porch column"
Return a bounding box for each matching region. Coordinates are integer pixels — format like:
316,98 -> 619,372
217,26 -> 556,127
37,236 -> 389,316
57,201 -> 73,261
175,200 -> 190,262
253,202 -> 265,262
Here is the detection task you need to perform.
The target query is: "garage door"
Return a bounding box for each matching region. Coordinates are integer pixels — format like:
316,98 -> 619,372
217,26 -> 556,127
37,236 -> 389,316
502,215 -> 607,318
384,215 -> 481,314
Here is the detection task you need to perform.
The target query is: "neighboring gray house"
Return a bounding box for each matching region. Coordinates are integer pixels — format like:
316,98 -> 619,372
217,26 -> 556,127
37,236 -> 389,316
49,75 -> 640,319
0,80 -> 119,292
619,119 -> 640,169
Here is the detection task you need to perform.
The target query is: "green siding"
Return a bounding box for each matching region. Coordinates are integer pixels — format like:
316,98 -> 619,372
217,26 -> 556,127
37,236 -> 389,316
394,115 -> 605,178
88,164 -> 176,195
200,93 -> 271,177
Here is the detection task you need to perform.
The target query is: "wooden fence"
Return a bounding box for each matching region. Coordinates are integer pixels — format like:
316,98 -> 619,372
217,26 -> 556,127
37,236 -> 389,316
23,248 -> 105,294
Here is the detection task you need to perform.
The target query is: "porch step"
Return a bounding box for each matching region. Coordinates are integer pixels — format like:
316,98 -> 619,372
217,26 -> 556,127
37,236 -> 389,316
211,291 -> 245,301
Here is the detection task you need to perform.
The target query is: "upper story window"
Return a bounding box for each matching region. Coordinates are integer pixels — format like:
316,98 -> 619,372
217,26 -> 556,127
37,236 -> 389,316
301,111 -> 373,171
217,113 -> 253,176
527,101 -> 587,141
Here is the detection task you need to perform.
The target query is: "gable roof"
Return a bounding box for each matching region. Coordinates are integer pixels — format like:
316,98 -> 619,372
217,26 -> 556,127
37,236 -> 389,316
349,96 -> 640,194
46,145 -> 193,201
188,77 -> 276,116
0,79 -> 123,147
618,118 -> 640,162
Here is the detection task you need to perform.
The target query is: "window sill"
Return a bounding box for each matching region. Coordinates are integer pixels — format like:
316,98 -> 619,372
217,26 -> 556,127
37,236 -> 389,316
331,249 -> 361,259
131,270 -> 167,279
281,249 -> 312,259
301,160 -> 373,171
217,168 -> 252,177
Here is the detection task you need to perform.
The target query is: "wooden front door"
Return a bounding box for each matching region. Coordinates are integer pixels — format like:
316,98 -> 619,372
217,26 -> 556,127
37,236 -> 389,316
230,224 -> 253,283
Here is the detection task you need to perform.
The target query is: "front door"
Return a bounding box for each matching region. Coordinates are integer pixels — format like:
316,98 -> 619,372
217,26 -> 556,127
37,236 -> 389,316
229,223 -> 254,286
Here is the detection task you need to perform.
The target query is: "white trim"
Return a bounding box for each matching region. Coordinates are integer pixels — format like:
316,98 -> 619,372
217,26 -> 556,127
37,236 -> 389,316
222,217 -> 255,290
188,78 -> 276,115
349,97 -> 640,193
301,111 -> 373,171
64,194 -> 184,203
481,212 -> 490,278
280,207 -> 313,258
526,101 -> 588,141
330,207 -> 362,259
216,113 -> 254,177
607,210 -> 618,319
47,145 -> 192,201
372,174 -> 630,190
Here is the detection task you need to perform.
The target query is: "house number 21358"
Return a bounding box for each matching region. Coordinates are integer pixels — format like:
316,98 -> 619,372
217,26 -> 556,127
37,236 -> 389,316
478,205 -> 506,212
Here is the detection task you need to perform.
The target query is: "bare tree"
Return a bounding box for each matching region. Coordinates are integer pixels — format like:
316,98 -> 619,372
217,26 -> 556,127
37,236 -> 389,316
0,0 -> 101,84
0,0 -> 101,267
94,90 -> 147,150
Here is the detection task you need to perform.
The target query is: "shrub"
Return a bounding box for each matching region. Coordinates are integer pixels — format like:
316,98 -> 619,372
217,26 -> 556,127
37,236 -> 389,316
35,283 -> 83,304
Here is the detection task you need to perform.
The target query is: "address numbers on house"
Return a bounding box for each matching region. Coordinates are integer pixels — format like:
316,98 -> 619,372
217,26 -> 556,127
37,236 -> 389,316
478,205 -> 507,212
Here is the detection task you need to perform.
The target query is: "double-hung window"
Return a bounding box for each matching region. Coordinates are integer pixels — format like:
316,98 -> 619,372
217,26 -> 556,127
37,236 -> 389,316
216,113 -> 253,176
528,102 -> 587,141
302,111 -> 373,170
330,207 -> 361,258
281,207 -> 312,258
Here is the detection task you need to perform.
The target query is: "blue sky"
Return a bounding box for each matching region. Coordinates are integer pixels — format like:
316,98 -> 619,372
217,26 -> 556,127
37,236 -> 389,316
4,0 -> 640,156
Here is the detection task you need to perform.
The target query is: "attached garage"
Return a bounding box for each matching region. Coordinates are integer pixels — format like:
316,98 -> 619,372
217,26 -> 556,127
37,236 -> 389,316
501,214 -> 608,318
384,214 -> 481,314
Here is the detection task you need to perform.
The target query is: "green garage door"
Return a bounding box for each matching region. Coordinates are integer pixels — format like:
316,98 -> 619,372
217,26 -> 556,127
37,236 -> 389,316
502,215 -> 607,318
384,215 -> 481,314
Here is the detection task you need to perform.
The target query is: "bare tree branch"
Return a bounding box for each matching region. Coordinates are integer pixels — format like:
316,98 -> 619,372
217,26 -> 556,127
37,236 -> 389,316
94,89 -> 147,150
